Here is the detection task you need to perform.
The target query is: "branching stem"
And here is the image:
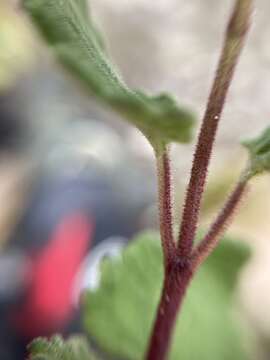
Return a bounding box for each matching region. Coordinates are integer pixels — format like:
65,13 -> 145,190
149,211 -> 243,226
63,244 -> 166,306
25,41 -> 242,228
191,175 -> 249,271
146,2 -> 254,360
177,0 -> 253,258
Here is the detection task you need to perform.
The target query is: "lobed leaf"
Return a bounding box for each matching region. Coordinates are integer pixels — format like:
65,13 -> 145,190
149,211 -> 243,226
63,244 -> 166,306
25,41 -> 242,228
23,0 -> 195,150
83,232 -> 253,360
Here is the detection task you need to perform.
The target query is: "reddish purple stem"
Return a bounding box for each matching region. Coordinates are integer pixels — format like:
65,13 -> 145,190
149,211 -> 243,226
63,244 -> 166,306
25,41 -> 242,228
177,0 -> 253,258
145,259 -> 193,360
156,146 -> 175,264
192,178 -> 248,270
146,2 -> 254,360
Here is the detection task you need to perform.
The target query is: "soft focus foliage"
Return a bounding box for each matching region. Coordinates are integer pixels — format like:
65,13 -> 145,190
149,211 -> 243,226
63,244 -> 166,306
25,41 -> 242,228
84,232 -> 252,360
29,335 -> 98,360
243,127 -> 270,177
23,0 -> 195,150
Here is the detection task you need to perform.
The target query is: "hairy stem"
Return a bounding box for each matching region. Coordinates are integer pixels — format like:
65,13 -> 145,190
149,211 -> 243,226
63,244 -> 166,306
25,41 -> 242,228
191,176 -> 249,270
145,260 -> 193,360
178,0 -> 253,258
156,146 -> 175,263
146,2 -> 254,360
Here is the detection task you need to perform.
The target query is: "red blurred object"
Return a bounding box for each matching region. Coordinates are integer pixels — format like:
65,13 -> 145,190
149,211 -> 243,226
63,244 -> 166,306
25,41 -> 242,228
14,213 -> 93,338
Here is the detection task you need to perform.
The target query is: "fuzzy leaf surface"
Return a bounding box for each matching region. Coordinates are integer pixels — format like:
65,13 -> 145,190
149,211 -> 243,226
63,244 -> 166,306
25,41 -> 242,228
23,0 -> 195,149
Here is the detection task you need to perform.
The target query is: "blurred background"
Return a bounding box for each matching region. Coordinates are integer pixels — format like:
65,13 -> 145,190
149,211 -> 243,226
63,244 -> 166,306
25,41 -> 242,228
0,0 -> 270,358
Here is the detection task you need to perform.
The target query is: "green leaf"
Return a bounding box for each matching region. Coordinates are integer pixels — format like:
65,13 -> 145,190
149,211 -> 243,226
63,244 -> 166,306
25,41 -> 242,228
29,335 -> 98,360
83,232 -> 253,360
243,126 -> 270,177
23,0 -> 195,149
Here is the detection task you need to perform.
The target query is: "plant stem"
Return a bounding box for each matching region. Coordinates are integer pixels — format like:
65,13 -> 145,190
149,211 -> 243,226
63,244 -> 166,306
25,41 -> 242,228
146,2 -> 254,360
145,259 -> 193,360
156,145 -> 175,263
177,0 -> 253,258
191,176 -> 249,270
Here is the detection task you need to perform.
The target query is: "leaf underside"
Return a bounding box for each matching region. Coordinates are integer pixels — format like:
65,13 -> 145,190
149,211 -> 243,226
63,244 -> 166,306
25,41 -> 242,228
23,0 -> 195,150
83,232 -> 253,360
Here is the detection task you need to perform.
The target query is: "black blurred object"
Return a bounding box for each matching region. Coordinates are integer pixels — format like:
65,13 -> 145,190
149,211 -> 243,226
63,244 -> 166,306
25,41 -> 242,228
0,92 -> 28,153
0,92 -> 154,359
